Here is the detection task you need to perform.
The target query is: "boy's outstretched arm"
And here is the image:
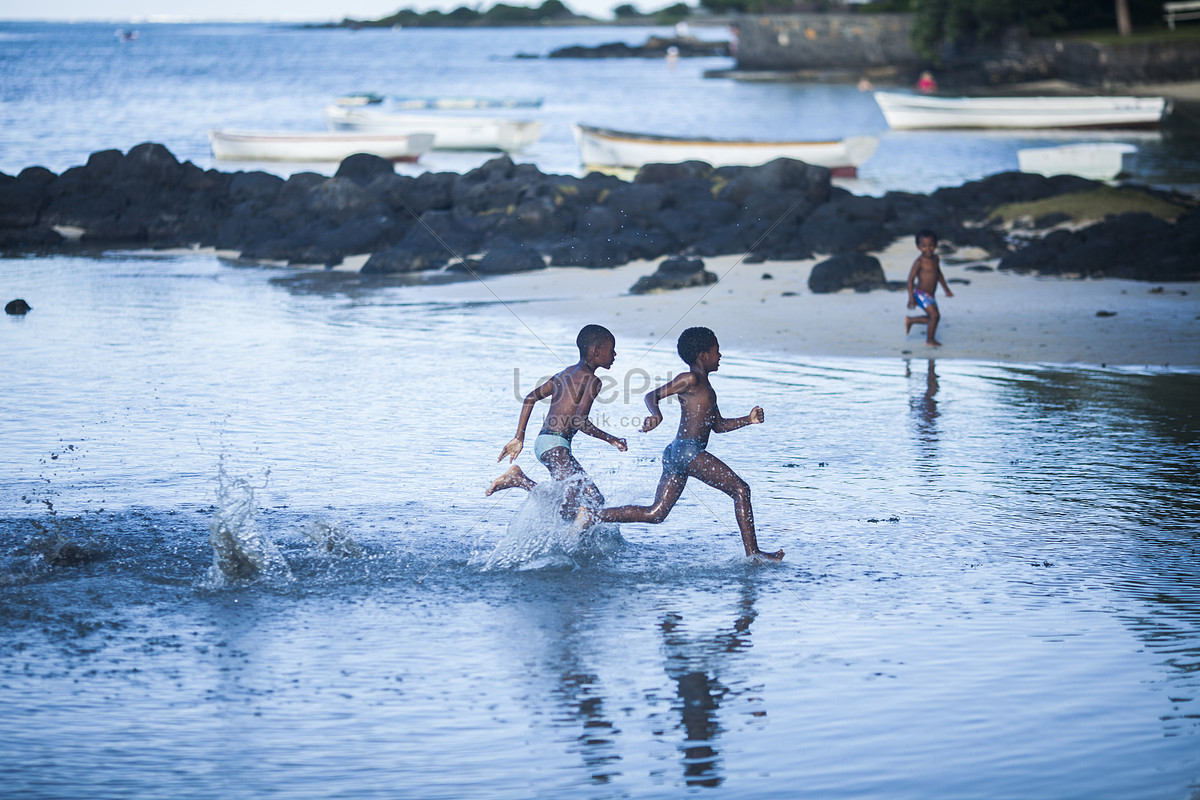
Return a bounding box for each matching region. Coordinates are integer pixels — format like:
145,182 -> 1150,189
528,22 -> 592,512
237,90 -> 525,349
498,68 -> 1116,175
906,259 -> 920,308
938,266 -> 954,298
578,419 -> 628,451
712,405 -> 765,433
498,379 -> 554,462
640,373 -> 695,432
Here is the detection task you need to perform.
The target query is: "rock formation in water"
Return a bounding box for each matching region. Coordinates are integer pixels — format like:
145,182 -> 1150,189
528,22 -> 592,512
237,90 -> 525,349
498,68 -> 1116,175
1,143 -> 1197,284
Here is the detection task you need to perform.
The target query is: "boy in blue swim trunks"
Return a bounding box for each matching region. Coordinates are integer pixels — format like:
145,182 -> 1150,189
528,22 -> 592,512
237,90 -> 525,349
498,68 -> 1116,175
906,228 -> 954,347
581,327 -> 783,562
486,325 -> 627,519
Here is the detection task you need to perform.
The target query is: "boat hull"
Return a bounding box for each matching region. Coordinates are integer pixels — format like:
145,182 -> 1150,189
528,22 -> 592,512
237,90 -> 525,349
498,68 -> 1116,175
325,106 -> 542,152
1017,142 -> 1138,180
873,91 -> 1168,130
572,124 -> 878,176
208,129 -> 433,162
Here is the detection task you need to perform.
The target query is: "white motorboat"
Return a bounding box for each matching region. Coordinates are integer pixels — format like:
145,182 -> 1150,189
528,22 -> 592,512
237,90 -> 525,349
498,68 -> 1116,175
572,124 -> 879,176
1017,142 -> 1138,180
208,129 -> 434,162
324,105 -> 543,152
873,91 -> 1169,130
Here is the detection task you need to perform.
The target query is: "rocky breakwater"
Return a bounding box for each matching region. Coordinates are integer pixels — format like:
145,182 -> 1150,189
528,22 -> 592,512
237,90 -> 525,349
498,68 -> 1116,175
1,142 -> 1197,285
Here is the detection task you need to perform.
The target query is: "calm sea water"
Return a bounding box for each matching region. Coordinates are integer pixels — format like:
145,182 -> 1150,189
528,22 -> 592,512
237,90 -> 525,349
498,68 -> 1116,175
2,252 -> 1199,798
2,21 -> 1200,800
1,21 -> 1199,194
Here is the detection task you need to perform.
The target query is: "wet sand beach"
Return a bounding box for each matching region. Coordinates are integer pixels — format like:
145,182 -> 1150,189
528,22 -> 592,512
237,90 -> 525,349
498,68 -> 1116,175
376,238 -> 1200,369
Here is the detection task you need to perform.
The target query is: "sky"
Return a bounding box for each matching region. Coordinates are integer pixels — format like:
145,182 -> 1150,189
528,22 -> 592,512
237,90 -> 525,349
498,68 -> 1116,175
0,0 -> 636,23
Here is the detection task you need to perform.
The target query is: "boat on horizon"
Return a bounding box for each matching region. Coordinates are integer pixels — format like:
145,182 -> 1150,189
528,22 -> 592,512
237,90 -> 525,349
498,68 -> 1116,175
1017,142 -> 1138,180
572,124 -> 879,176
207,129 -> 434,162
873,91 -> 1169,130
324,105 -> 543,152
390,95 -> 543,110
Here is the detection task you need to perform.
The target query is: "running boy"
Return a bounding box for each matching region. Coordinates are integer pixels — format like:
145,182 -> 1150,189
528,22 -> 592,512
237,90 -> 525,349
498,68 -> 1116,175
486,324 -> 627,519
906,228 -> 954,347
582,327 -> 783,562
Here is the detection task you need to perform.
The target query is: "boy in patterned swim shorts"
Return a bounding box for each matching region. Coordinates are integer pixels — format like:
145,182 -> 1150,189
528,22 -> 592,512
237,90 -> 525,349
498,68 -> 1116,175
906,228 -> 954,347
580,327 -> 783,562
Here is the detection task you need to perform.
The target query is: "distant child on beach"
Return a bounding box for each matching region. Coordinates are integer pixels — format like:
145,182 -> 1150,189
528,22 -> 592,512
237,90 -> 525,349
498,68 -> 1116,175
906,228 -> 954,348
580,327 -> 784,562
486,324 -> 627,519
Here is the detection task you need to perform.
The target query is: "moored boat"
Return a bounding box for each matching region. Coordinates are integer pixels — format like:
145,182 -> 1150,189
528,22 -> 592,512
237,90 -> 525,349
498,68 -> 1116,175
208,129 -> 434,162
1017,142 -> 1138,180
334,93 -> 385,106
571,124 -> 879,176
873,91 -> 1169,130
390,95 -> 543,109
324,105 -> 542,152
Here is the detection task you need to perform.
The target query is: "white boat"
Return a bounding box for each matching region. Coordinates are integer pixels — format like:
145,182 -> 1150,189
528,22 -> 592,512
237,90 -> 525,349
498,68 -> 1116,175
334,93 -> 385,106
1017,142 -> 1138,180
390,96 -> 543,109
208,129 -> 434,162
324,105 -> 543,152
572,124 -> 879,176
873,91 -> 1168,130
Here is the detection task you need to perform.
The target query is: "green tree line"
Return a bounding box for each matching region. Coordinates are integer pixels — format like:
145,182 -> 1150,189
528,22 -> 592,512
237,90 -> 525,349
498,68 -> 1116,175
349,0 -> 692,27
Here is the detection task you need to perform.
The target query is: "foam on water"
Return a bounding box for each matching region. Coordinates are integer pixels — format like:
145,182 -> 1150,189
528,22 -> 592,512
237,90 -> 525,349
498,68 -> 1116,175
471,479 -> 625,572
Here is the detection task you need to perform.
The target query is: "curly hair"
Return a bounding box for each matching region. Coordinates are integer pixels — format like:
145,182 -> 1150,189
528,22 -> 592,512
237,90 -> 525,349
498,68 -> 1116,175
677,326 -> 717,366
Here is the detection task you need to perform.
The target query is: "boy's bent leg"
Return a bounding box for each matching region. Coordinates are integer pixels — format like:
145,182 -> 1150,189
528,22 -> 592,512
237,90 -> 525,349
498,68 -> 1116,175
486,464 -> 535,495
925,305 -> 942,347
597,470 -> 687,525
687,452 -> 783,561
544,449 -> 594,520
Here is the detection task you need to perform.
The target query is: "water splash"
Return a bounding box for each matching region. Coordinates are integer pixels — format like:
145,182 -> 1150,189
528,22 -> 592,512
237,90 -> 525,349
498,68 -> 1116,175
471,479 -> 624,572
204,456 -> 290,587
303,518 -> 362,557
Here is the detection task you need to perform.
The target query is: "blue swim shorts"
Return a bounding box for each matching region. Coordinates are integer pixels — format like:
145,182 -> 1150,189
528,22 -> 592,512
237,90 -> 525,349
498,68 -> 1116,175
913,289 -> 936,311
662,438 -> 706,476
534,431 -> 572,464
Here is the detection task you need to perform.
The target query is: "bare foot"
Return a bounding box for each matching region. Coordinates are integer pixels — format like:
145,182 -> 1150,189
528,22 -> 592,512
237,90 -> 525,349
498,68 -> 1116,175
925,339 -> 942,348
485,464 -> 531,496
905,317 -> 913,335
573,504 -> 598,533
750,549 -> 785,563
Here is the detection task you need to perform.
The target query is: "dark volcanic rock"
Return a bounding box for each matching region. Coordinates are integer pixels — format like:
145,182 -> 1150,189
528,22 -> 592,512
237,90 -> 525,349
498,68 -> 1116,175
1000,208 -> 1200,281
547,237 -> 628,268
5,298 -> 32,315
630,256 -> 717,294
471,238 -> 546,274
361,243 -> 450,274
9,142 -> 1193,292
548,36 -> 729,59
808,253 -> 887,293
334,153 -> 395,184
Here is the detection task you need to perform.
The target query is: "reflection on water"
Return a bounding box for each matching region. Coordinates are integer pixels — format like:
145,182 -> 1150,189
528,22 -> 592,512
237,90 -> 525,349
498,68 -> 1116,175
907,358 -> 940,469
661,586 -> 760,788
1,252 -> 1199,798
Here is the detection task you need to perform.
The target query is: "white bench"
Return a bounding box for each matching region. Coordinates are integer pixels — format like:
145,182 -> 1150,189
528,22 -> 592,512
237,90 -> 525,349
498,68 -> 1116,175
1165,0 -> 1200,29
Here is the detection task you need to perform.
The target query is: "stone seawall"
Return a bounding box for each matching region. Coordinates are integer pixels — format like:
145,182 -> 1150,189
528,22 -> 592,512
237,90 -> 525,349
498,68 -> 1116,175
731,12 -> 1200,88
732,13 -> 916,74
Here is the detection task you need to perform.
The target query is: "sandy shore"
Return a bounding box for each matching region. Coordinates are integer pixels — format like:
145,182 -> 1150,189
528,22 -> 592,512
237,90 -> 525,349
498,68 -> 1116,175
399,238 -> 1199,368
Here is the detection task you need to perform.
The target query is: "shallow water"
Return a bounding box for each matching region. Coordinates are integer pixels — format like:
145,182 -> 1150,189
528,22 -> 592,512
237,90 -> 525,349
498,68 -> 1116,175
2,252 -> 1199,798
